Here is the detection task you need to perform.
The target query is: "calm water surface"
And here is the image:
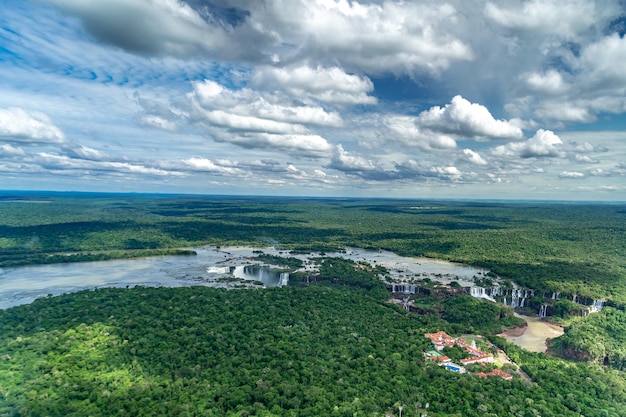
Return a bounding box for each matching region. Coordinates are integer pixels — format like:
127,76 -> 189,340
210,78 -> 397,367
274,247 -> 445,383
0,247 -> 488,309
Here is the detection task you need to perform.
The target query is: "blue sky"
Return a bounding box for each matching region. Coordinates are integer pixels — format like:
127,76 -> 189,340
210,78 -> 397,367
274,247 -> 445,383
1,0 -> 626,200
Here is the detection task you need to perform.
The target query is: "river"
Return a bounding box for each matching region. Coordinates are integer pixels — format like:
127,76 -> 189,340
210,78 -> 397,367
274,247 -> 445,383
0,246 -> 488,309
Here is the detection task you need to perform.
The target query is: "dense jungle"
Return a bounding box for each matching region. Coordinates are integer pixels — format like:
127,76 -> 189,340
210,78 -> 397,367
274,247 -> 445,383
1,192 -> 625,416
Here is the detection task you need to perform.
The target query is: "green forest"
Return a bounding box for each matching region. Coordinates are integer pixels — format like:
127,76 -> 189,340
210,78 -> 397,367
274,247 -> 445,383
1,193 -> 624,302
2,283 -> 626,416
1,192 -> 626,415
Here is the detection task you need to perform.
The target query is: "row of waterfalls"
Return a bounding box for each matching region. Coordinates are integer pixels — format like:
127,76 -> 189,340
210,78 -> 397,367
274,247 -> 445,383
390,282 -> 605,317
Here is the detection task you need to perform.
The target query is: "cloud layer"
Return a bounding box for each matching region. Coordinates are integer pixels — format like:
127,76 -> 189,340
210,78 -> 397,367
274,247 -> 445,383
1,0 -> 625,199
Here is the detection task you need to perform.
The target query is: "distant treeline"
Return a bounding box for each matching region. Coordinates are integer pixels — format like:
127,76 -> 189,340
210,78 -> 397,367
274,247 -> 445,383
1,195 -> 625,303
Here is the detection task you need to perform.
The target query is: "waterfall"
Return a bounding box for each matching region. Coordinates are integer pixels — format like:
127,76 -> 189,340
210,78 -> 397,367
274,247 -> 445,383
539,304 -> 548,318
279,272 -> 289,287
470,287 -> 485,297
392,284 -> 416,294
590,299 -> 604,312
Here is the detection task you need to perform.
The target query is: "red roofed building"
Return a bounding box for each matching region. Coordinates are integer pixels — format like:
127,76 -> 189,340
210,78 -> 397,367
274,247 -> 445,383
486,368 -> 513,380
424,331 -> 456,351
460,353 -> 494,365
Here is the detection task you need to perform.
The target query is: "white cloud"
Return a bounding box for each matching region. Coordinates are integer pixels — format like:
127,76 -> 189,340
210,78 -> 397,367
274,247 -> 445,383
35,152 -> 181,176
198,110 -> 309,135
42,0 -> 239,59
0,108 -> 66,144
186,79 -> 339,157
589,164 -> 626,177
523,70 -> 568,95
251,64 -> 377,105
559,171 -> 585,178
462,148 -> 488,165
328,145 -> 379,172
416,96 -> 524,140
485,0 -> 596,39
573,154 -> 597,164
581,33 -> 626,89
0,144 -> 26,157
63,145 -> 110,161
190,80 -> 342,128
214,132 -> 334,158
384,115 -> 457,151
248,0 -> 473,73
43,0 -> 474,76
177,157 -> 243,175
396,160 -> 463,181
512,32 -> 626,124
492,129 -> 565,158
534,103 -> 594,123
139,115 -> 178,132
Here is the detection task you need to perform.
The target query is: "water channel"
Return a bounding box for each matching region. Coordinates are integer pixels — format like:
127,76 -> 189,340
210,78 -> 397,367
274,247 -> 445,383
0,246 -> 487,309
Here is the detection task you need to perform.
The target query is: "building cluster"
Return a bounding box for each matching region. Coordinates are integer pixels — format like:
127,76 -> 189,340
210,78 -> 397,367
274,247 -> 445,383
423,331 -> 512,381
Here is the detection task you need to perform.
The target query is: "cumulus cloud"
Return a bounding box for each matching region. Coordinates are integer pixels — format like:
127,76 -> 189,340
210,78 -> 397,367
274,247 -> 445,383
190,80 -> 342,128
573,154 -> 598,164
462,149 -> 488,165
580,33 -> 626,91
247,1 -> 473,73
512,32 -> 626,124
381,96 -> 523,153
0,108 -> 65,144
395,160 -> 463,181
250,64 -> 377,105
533,103 -> 594,123
523,70 -> 568,95
175,157 -> 243,175
588,164 -> 626,177
416,96 -> 524,140
384,115 -> 457,151
327,145 -> 467,183
492,129 -> 565,158
186,79 -> 338,157
42,0 -> 255,60
485,0 -> 597,39
44,0 -> 474,75
328,145 -> 379,173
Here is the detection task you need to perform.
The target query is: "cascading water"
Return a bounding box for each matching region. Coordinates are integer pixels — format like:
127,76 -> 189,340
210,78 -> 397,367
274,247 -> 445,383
590,299 -> 604,312
392,284 -> 417,294
279,272 -> 289,287
539,304 -> 548,318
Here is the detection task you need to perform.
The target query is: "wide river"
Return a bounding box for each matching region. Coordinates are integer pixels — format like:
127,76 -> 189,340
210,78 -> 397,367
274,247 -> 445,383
0,246 -> 488,309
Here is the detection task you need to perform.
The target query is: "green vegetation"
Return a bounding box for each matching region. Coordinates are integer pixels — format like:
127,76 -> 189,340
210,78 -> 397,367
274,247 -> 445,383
252,253 -> 304,270
2,285 -> 626,416
441,295 -> 525,335
550,307 -> 626,369
1,193 -> 626,415
1,194 -> 624,303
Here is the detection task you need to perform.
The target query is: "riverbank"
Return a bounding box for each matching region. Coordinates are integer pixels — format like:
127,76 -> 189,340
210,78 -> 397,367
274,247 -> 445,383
499,314 -> 564,353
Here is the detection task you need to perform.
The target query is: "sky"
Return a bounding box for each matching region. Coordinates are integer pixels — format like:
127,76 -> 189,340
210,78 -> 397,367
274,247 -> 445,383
1,0 -> 626,200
